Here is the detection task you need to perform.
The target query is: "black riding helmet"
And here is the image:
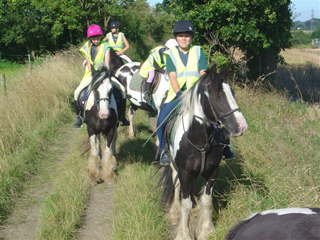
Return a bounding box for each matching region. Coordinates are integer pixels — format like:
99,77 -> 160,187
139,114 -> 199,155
110,21 -> 121,29
173,20 -> 194,36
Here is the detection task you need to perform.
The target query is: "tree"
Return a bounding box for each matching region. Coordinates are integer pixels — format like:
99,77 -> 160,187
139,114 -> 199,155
163,0 -> 293,80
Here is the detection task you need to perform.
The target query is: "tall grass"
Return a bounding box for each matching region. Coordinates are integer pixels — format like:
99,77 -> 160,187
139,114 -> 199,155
110,110 -> 170,240
0,48 -> 83,221
276,48 -> 320,102
36,129 -> 90,240
211,86 -> 320,239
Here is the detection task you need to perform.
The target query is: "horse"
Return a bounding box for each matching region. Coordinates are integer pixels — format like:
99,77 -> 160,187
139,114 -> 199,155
83,65 -> 124,184
226,208 -> 320,240
159,64 -> 248,240
115,62 -> 169,137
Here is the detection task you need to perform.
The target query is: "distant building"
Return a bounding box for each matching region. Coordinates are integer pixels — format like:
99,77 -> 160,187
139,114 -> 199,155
312,39 -> 320,46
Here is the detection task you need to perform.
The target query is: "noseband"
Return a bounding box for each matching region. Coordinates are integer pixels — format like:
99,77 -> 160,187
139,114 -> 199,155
204,79 -> 241,124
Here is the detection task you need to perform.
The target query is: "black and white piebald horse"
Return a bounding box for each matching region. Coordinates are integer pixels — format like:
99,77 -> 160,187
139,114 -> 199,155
226,208 -> 320,240
84,66 -> 124,184
160,65 -> 248,240
115,62 -> 170,137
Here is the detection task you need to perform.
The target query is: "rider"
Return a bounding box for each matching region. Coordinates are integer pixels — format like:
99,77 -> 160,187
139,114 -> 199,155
156,20 -> 235,165
139,39 -> 178,103
103,21 -> 131,63
74,24 -> 129,128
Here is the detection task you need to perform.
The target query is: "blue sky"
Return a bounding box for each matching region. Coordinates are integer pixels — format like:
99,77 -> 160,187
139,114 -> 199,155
147,0 -> 320,22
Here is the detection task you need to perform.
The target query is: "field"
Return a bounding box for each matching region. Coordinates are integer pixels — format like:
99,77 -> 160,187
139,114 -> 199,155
0,47 -> 318,240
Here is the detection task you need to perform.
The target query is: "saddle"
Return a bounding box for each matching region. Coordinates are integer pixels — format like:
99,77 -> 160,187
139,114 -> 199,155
129,71 -> 162,94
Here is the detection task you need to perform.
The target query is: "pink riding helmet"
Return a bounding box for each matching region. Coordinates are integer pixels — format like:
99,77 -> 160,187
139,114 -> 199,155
87,24 -> 103,38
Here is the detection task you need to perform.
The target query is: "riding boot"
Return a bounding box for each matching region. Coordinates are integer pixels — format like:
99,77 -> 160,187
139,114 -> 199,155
160,150 -> 171,166
143,82 -> 151,103
118,98 -> 130,126
74,101 -> 83,128
222,139 -> 236,160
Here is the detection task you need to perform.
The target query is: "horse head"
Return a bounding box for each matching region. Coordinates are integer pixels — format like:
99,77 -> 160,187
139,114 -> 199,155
201,64 -> 247,136
90,66 -> 114,119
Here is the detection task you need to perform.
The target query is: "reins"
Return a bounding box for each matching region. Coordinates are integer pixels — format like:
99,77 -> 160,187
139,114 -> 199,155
181,114 -> 217,178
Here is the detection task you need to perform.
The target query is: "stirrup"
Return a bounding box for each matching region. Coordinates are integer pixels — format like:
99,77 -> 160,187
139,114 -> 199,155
143,91 -> 151,102
74,116 -> 83,128
160,150 -> 170,166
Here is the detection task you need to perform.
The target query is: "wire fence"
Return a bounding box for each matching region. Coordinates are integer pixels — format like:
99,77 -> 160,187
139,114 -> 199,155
0,52 -> 32,63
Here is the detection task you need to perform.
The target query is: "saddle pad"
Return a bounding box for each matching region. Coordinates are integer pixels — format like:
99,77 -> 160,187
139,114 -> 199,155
129,71 -> 144,92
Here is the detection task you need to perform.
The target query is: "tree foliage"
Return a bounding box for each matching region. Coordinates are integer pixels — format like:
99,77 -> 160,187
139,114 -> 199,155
163,0 -> 293,79
0,0 -> 174,60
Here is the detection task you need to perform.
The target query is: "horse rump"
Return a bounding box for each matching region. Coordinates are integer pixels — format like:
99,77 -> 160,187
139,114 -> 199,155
225,208 -> 320,240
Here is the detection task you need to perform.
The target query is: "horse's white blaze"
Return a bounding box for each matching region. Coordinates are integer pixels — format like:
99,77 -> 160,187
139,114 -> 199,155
222,83 -> 248,135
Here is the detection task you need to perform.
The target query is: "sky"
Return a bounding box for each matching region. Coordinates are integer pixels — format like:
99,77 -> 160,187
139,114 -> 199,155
147,0 -> 320,22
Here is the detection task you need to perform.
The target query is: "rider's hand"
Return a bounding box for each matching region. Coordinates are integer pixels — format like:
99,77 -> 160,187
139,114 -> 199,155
176,91 -> 182,98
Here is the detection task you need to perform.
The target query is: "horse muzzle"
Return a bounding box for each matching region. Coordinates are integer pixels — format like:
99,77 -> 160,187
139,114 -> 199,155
99,109 -> 109,119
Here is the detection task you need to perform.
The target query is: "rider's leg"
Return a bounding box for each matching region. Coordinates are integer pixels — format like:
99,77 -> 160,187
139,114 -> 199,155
156,98 -> 179,165
143,70 -> 155,102
73,74 -> 92,128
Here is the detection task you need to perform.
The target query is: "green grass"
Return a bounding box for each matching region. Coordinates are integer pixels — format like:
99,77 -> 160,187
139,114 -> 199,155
36,128 -> 90,240
0,60 -> 24,78
210,87 -> 320,239
110,110 -> 170,240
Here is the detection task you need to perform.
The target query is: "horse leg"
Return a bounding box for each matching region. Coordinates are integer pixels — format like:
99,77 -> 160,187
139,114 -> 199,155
167,164 -> 180,226
127,105 -> 134,138
175,170 -> 193,240
101,128 -> 118,184
196,168 -> 219,240
87,134 -> 102,183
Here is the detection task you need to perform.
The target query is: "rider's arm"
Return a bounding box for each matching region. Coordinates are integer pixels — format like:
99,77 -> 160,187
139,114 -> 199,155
103,34 -> 108,42
118,35 -> 130,55
199,50 -> 208,76
166,55 -> 180,93
86,56 -> 92,72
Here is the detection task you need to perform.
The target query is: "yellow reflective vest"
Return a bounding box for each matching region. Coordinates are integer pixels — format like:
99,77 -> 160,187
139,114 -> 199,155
107,32 -> 124,52
165,45 -> 201,103
79,40 -> 109,80
139,46 -> 166,78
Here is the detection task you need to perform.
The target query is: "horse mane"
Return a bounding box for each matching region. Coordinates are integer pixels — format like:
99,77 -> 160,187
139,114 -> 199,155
108,48 -> 124,76
91,66 -> 111,90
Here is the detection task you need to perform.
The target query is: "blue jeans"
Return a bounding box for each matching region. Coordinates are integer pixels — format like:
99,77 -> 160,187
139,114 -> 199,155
156,98 -> 180,150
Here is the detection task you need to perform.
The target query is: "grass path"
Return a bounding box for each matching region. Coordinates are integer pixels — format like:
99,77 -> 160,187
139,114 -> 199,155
0,124 -> 81,239
76,184 -> 114,240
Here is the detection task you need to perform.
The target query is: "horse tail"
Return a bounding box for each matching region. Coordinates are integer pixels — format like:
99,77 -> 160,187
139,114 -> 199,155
81,136 -> 90,155
225,218 -> 252,240
159,165 -> 174,206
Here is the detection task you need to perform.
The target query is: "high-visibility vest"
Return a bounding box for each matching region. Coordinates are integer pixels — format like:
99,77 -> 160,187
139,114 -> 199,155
165,45 -> 201,103
79,40 -> 109,80
139,46 -> 166,78
107,32 -> 124,52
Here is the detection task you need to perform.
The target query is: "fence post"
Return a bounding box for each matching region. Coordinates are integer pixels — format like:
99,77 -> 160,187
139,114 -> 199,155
1,73 -> 6,94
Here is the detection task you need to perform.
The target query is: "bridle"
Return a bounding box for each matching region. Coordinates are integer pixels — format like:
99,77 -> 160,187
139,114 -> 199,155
204,78 -> 241,124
